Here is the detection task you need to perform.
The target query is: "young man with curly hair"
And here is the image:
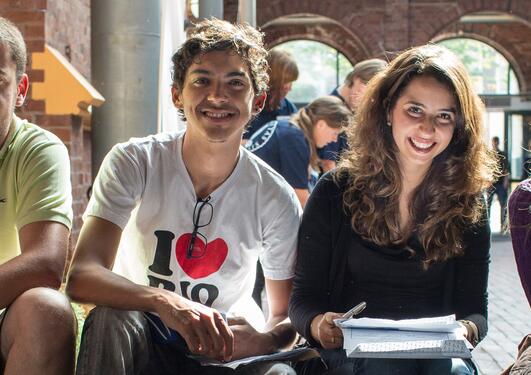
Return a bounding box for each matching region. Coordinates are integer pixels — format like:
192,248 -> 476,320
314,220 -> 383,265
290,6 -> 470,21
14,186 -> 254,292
67,19 -> 300,375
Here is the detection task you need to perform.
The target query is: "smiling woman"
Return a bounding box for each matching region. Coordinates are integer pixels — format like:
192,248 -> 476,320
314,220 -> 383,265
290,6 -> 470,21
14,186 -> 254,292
389,75 -> 457,176
289,44 -> 501,375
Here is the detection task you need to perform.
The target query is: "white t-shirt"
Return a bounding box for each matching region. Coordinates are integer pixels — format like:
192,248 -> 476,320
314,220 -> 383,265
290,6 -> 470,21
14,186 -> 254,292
85,131 -> 301,328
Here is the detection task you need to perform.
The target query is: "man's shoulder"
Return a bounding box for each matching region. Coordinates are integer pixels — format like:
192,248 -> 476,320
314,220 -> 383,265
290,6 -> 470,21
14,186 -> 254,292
13,117 -> 66,150
241,147 -> 297,192
239,149 -> 302,224
118,131 -> 182,149
7,117 -> 69,167
111,131 -> 183,161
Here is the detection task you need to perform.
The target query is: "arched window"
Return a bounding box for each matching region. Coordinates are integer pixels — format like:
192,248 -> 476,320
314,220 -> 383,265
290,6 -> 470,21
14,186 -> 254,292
439,38 -> 526,232
272,41 -> 353,105
438,38 -> 519,95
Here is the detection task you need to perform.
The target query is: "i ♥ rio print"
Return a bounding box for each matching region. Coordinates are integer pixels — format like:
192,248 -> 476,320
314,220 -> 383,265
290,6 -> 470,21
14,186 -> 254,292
147,230 -> 228,307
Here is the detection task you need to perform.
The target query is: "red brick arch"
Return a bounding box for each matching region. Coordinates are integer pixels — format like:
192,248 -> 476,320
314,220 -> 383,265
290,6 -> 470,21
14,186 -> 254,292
410,2 -> 531,47
257,0 -> 357,30
430,15 -> 531,93
254,0 -> 392,58
224,0 -> 531,93
432,33 -> 527,94
456,0 -> 531,25
262,18 -> 371,64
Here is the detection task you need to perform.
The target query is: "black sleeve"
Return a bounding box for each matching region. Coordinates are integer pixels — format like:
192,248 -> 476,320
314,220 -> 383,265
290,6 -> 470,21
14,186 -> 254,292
288,173 -> 342,346
453,206 -> 490,342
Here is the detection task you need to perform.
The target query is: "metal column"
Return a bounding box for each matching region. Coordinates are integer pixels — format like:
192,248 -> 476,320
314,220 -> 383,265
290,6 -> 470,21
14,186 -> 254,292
238,0 -> 256,26
198,0 -> 223,20
91,0 -> 161,175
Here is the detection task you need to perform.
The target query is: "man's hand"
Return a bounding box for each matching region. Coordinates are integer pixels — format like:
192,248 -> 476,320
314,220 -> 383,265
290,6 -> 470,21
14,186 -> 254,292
310,312 -> 344,349
228,317 -> 276,360
69,217 -> 234,361
154,290 -> 233,361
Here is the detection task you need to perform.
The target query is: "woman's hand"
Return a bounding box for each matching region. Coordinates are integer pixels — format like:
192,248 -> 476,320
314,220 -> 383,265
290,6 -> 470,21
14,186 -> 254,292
310,312 -> 344,349
458,319 -> 479,346
457,321 -> 469,338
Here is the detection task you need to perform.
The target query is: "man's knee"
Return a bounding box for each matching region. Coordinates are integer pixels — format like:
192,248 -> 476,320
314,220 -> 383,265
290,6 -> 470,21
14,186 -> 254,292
1,288 -> 76,353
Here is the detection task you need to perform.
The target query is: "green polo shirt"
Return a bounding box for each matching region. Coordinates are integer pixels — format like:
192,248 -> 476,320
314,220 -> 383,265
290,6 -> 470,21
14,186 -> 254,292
0,115 -> 72,265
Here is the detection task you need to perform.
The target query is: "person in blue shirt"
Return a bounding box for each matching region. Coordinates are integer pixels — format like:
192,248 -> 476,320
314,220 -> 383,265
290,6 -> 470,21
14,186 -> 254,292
247,95 -> 353,310
246,95 -> 352,207
243,49 -> 299,140
320,58 -> 387,173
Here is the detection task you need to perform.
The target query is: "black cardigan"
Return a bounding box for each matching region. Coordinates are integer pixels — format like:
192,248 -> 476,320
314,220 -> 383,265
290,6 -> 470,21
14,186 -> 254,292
288,172 -> 490,347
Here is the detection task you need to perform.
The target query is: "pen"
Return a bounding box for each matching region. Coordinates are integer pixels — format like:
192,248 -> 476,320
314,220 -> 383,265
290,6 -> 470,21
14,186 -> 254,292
342,301 -> 367,320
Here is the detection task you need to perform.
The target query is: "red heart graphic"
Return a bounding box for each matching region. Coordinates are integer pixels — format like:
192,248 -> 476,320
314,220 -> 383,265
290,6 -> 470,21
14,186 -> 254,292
175,234 -> 228,279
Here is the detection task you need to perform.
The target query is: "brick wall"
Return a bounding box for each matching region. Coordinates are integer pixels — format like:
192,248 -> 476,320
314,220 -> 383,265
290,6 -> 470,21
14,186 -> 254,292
43,0 -> 92,248
264,22 -> 371,63
45,0 -> 90,79
1,0 -> 92,253
0,0 -> 46,125
221,0 -> 531,93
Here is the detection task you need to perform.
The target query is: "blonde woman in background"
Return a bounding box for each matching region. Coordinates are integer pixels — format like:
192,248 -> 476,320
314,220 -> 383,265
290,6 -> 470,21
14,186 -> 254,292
246,95 -> 352,207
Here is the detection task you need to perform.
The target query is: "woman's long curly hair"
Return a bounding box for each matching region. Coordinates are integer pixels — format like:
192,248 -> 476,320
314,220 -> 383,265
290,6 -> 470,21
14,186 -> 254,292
336,44 -> 499,266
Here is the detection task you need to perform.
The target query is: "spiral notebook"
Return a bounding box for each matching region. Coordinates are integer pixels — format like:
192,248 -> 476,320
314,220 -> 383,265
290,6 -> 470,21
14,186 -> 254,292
337,315 -> 472,359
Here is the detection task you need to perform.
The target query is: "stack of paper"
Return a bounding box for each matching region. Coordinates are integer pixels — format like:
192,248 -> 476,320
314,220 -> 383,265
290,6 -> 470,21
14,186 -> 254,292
336,315 -> 472,359
193,347 -> 320,369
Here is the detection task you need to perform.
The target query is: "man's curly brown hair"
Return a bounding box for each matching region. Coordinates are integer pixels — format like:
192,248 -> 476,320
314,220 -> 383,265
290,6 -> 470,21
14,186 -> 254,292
171,18 -> 269,119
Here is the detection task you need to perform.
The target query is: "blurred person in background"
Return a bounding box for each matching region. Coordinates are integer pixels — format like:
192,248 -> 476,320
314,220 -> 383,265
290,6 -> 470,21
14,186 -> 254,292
243,49 -> 299,141
247,96 -> 352,310
319,58 -> 387,173
487,136 -> 510,230
247,95 -> 353,207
